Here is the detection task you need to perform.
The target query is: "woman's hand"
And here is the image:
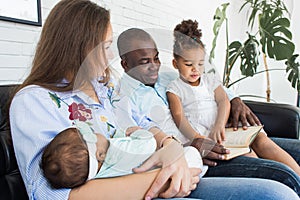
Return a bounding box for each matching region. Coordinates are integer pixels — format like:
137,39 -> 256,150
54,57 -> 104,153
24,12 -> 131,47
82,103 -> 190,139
125,126 -> 141,136
133,139 -> 201,199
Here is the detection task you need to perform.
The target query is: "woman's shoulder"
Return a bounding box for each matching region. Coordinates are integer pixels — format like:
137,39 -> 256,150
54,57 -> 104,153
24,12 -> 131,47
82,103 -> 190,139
15,85 -> 53,97
14,85 -> 72,101
11,85 -> 72,113
11,85 -> 49,106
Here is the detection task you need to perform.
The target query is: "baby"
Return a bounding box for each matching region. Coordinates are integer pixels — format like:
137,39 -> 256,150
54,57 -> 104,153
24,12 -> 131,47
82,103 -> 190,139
41,121 -> 204,189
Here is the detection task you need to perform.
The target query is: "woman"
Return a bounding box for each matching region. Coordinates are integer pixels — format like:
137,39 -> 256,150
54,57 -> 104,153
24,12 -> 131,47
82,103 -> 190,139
9,0 -> 299,199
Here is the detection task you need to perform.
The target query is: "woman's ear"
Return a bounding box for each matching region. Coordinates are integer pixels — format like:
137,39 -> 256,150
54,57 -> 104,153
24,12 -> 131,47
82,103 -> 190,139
172,59 -> 178,69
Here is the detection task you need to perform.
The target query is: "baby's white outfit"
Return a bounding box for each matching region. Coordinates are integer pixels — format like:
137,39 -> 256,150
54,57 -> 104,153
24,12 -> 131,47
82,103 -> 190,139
96,130 -> 206,178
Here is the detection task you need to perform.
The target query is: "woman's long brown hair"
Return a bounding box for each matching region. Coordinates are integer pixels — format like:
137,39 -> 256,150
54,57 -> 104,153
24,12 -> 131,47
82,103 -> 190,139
6,0 -> 110,138
17,0 -> 110,93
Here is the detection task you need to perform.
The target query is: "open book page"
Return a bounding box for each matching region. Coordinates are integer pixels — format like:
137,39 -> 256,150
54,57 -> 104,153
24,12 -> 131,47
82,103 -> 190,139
225,147 -> 251,160
223,125 -> 263,148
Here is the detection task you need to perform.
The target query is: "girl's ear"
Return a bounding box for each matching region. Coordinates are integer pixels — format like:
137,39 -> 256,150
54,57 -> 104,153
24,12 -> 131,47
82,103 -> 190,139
172,59 -> 178,69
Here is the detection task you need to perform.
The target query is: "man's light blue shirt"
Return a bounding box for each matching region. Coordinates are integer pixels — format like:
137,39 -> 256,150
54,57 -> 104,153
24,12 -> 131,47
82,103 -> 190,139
115,72 -> 192,143
115,71 -> 236,144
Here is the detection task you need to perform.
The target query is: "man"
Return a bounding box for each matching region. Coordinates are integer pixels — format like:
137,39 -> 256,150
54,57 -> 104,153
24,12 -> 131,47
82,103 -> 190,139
115,28 -> 300,195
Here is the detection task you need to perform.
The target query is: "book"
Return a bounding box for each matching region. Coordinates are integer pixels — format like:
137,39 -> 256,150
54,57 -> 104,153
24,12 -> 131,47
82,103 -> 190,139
222,125 -> 263,160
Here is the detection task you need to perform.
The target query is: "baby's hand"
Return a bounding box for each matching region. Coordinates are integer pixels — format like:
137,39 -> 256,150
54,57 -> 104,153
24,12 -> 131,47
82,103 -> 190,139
125,126 -> 141,136
208,126 -> 225,144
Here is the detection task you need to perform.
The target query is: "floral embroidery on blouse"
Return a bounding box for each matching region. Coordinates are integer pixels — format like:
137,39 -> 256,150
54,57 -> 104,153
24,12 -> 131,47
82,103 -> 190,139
49,92 -> 116,136
106,82 -> 120,108
100,115 -> 115,132
49,92 -> 92,122
68,102 -> 92,121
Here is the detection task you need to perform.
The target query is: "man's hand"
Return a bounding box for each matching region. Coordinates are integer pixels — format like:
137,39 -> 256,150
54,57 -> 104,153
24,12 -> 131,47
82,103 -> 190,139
190,137 -> 229,166
229,97 -> 261,130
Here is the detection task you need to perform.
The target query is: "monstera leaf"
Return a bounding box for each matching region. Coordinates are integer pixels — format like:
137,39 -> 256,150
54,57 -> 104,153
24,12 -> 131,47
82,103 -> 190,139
209,3 -> 229,63
259,8 -> 295,60
286,54 -> 300,92
228,34 -> 259,76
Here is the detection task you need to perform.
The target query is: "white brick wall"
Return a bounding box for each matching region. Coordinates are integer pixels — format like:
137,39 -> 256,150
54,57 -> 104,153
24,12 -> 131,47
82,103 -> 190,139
0,0 -> 299,105
0,0 -> 204,84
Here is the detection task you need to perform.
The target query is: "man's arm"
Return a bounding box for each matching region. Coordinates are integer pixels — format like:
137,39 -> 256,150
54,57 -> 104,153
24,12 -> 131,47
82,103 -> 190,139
223,87 -> 261,130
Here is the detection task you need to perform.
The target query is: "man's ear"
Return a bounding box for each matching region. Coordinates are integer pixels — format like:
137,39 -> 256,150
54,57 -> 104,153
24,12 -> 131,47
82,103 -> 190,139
121,59 -> 129,72
172,59 -> 178,69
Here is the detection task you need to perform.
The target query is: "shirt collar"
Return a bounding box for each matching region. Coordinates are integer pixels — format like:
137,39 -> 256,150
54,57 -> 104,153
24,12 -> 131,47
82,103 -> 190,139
57,89 -> 102,108
121,72 -> 164,91
120,73 -> 147,94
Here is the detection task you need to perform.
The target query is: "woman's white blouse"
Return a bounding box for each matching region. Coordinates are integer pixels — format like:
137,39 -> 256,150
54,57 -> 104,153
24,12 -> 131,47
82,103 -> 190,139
10,84 -> 119,199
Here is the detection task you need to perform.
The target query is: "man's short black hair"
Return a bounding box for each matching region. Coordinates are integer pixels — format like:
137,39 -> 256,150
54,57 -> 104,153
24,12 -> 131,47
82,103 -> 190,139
117,28 -> 154,58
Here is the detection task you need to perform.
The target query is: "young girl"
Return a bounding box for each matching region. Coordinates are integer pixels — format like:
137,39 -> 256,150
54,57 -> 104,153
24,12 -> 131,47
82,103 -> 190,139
167,19 -> 300,176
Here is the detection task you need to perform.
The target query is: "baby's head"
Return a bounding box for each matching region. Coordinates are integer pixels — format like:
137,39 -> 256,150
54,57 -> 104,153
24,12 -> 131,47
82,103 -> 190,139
41,128 -> 89,188
172,20 -> 205,85
41,125 -> 107,189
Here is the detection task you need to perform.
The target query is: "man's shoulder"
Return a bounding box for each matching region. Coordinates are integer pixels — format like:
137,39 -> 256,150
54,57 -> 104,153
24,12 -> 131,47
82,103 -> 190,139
119,73 -> 140,95
159,71 -> 178,81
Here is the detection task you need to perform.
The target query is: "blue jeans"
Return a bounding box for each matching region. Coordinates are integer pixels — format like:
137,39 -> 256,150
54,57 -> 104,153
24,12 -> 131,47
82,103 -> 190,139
271,137 -> 300,164
155,178 -> 299,200
204,137 -> 300,196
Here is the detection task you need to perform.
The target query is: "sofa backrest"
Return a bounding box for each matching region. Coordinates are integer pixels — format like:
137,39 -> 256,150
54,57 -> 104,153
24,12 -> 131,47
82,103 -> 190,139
244,100 -> 300,139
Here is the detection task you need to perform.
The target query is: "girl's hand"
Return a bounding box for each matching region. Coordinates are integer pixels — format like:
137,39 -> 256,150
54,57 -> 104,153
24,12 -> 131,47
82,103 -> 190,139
125,126 -> 141,136
133,139 -> 200,199
208,125 -> 225,144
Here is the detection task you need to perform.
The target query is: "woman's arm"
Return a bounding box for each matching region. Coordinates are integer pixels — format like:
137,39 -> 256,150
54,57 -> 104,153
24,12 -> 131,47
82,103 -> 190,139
167,91 -> 204,140
69,170 -> 160,200
70,167 -> 200,200
209,85 -> 230,143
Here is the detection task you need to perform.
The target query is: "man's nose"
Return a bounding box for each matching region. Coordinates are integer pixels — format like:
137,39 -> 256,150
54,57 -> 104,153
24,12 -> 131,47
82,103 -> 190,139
149,62 -> 160,70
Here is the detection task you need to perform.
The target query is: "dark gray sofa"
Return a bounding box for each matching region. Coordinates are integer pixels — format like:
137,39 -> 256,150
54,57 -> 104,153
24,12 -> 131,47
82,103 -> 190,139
0,84 -> 299,199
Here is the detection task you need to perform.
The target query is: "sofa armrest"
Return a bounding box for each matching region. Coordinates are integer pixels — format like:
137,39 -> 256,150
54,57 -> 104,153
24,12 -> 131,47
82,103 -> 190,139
244,100 -> 300,139
0,129 -> 28,200
0,84 -> 28,199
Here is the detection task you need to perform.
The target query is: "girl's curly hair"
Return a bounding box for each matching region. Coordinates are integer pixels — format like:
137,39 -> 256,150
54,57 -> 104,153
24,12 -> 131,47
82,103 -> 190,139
173,19 -> 205,59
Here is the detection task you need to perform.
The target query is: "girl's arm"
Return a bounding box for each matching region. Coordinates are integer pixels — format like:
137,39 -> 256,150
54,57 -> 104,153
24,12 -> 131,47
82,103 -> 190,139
209,85 -> 230,143
167,91 -> 204,140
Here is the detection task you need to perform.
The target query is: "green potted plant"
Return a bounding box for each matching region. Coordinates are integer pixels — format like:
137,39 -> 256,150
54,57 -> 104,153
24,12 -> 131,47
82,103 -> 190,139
209,0 -> 299,104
